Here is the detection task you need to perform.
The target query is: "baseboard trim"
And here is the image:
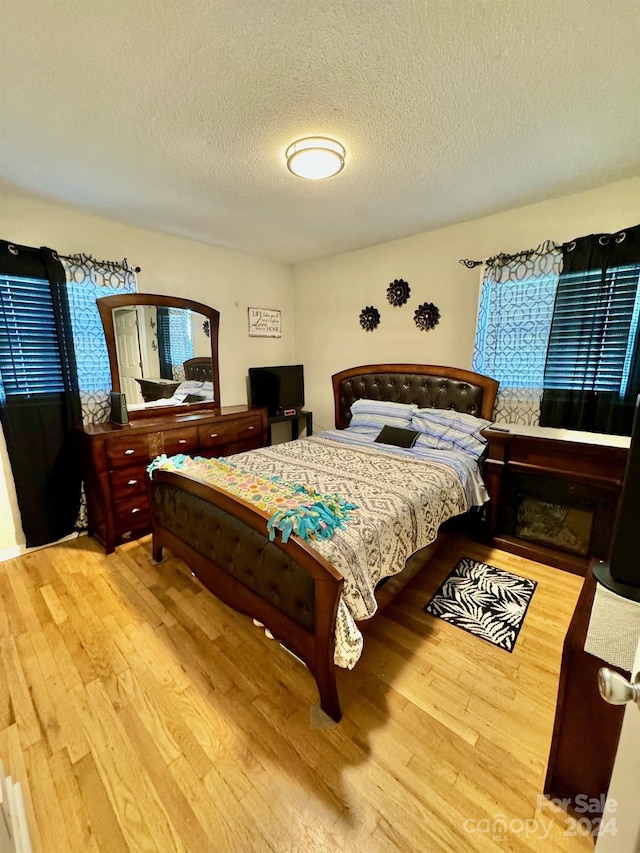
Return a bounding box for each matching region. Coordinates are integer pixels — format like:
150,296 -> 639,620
0,544 -> 23,562
0,531 -> 86,564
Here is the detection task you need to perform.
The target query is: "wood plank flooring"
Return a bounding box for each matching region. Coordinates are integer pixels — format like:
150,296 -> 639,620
0,532 -> 596,852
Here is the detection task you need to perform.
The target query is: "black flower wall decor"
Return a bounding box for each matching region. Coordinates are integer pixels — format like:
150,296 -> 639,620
359,305 -> 381,332
387,278 -> 411,307
414,301 -> 440,332
202,319 -> 210,338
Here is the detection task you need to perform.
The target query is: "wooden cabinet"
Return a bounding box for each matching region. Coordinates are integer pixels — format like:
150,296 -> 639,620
482,424 -> 629,574
78,406 -> 268,553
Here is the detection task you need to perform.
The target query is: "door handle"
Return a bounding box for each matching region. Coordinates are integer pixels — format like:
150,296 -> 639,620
598,668 -> 640,709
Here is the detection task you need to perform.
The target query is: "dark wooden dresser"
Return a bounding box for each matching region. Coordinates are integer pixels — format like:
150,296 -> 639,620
78,405 -> 268,553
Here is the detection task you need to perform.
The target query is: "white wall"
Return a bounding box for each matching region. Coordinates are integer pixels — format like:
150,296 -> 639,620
294,176 -> 640,432
0,188 -> 295,556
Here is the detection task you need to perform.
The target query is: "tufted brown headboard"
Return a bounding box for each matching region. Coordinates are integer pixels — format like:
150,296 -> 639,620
183,357 -> 213,383
332,363 -> 498,429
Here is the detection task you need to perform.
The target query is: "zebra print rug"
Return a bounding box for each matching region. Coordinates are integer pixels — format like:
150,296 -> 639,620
424,558 -> 537,652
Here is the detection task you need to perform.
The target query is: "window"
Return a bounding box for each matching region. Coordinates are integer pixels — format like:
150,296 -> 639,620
543,264 -> 640,395
473,273 -> 557,389
472,228 -> 640,434
157,306 -> 194,380
0,242 -> 82,548
0,243 -> 138,546
0,273 -> 66,398
471,241 -> 563,425
66,278 -> 122,394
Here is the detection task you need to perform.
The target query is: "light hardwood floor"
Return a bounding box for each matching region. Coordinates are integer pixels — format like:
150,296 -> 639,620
0,531 -> 596,852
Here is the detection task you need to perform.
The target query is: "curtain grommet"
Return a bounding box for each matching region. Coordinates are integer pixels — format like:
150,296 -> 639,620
615,232 -> 626,244
567,241 -> 576,252
7,244 -> 18,255
598,235 -> 609,246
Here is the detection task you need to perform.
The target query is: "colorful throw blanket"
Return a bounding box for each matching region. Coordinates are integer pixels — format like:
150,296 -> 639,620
147,454 -> 358,543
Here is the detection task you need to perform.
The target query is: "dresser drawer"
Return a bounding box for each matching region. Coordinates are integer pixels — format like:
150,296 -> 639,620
235,416 -> 262,442
197,420 -> 237,450
163,426 -> 198,456
110,464 -> 149,498
198,415 -> 263,452
113,495 -> 150,533
106,434 -> 152,469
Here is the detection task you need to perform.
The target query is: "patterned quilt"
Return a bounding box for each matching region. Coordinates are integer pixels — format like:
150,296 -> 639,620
148,453 -> 357,543
227,436 -> 472,669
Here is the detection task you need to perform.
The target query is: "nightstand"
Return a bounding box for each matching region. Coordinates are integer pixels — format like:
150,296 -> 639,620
268,411 -> 313,445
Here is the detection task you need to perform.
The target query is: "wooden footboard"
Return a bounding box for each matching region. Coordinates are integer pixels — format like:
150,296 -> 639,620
148,469 -> 345,721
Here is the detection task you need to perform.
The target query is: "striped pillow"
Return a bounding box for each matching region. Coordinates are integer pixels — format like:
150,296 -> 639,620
349,399 -> 417,431
411,408 -> 492,459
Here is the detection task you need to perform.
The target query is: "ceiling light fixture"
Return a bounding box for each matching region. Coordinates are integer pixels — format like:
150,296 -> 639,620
285,136 -> 346,180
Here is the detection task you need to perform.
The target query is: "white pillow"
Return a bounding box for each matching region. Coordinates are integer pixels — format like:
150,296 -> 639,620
350,399 -> 418,417
349,398 -> 417,430
411,408 -> 491,459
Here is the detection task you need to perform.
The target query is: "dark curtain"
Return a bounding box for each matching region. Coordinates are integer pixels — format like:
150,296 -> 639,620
540,225 -> 640,435
0,241 -> 82,547
156,306 -> 173,380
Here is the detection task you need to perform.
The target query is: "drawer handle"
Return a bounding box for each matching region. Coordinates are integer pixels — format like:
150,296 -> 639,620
131,507 -> 141,515
210,433 -> 219,439
124,449 -> 135,455
178,439 -> 187,444
247,425 -> 255,431
127,479 -> 138,486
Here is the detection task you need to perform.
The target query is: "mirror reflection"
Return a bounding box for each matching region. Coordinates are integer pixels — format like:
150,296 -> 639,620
112,305 -> 214,410
98,293 -> 221,418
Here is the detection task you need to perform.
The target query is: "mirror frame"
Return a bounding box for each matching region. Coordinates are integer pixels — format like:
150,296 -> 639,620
97,292 -> 221,420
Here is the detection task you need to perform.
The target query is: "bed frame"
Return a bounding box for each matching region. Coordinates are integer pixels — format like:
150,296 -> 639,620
183,356 -> 213,382
148,364 -> 498,721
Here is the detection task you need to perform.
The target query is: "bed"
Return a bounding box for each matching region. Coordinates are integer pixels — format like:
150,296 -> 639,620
128,379 -> 215,411
183,356 -> 214,382
147,363 -> 498,721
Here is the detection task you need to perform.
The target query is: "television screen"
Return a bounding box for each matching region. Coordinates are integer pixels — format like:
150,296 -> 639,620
249,364 -> 304,414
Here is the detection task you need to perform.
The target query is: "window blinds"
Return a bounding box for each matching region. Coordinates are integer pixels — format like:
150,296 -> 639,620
543,264 -> 640,395
0,274 -> 65,396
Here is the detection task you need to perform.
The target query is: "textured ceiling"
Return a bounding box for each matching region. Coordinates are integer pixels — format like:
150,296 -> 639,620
2,1 -> 640,263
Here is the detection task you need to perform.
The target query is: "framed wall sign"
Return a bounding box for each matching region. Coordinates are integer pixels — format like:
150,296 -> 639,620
248,307 -> 281,338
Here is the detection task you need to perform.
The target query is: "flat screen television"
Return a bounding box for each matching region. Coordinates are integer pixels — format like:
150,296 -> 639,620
249,364 -> 305,415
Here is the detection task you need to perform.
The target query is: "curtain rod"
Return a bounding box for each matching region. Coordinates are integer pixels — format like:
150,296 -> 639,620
458,246 -> 540,269
56,251 -> 141,274
460,228 -> 633,269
